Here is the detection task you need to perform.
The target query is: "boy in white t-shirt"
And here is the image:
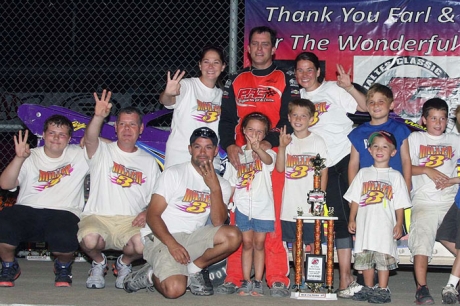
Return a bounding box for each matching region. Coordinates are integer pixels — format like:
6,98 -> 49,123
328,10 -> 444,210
276,98 -> 329,289
345,131 -> 411,304
408,98 -> 460,304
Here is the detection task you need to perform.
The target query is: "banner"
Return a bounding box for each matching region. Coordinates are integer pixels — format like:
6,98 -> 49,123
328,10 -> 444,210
245,0 -> 460,128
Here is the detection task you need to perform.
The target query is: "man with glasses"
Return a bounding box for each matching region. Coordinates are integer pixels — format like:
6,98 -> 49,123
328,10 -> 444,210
122,127 -> 241,298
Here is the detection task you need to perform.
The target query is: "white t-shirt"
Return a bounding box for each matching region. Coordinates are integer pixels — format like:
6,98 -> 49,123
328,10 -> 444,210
344,166 -> 412,259
142,162 -> 231,235
300,81 -> 358,166
409,131 -> 460,205
224,147 -> 276,221
280,133 -> 329,221
17,145 -> 89,217
83,140 -> 160,216
164,77 -> 223,169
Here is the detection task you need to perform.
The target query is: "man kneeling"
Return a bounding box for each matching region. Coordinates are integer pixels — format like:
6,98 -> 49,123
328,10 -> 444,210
124,127 -> 241,298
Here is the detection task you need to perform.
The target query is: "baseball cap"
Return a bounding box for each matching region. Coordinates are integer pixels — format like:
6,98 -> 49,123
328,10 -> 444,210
368,130 -> 397,149
189,127 -> 218,146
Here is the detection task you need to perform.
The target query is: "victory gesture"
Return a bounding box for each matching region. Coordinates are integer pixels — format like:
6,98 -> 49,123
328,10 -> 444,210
279,125 -> 292,148
336,64 -> 353,90
14,130 -> 31,159
93,89 -> 112,118
164,70 -> 186,97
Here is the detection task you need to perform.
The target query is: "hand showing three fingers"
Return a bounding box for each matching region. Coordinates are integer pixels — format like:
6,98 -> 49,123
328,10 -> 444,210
165,70 -> 186,97
14,130 -> 31,159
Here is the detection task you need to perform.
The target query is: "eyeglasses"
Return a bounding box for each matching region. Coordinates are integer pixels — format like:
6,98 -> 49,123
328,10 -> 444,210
192,128 -> 217,138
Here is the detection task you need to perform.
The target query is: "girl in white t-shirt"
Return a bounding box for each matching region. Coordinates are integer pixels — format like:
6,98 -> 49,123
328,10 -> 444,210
224,112 -> 276,296
160,45 -> 226,169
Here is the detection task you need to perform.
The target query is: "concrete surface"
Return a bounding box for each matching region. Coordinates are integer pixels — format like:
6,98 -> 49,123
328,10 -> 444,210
0,258 -> 454,306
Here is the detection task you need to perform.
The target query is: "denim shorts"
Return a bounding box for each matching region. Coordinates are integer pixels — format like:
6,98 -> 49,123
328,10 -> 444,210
235,208 -> 274,233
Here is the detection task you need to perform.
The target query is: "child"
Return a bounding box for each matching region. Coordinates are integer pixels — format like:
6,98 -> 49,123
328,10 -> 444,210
275,98 -> 329,289
224,112 -> 276,297
343,83 -> 412,298
348,83 -> 412,189
345,131 -> 411,304
410,98 -> 460,304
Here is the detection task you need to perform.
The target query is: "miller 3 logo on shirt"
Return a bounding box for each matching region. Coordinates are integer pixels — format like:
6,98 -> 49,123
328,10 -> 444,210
360,180 -> 393,206
178,189 -> 211,214
195,100 -> 221,123
36,164 -> 73,190
111,162 -> 145,187
418,145 -> 453,168
285,154 -> 314,179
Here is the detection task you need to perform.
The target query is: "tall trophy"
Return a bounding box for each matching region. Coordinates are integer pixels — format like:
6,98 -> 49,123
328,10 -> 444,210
292,153 -> 337,300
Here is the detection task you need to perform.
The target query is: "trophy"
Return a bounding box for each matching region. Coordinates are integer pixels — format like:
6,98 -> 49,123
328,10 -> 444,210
307,154 -> 327,216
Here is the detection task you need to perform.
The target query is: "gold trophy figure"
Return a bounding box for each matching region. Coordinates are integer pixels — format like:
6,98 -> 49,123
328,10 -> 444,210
307,154 -> 327,216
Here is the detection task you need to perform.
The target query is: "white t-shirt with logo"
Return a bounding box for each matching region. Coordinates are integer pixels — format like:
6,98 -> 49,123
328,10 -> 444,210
142,162 -> 231,235
164,77 -> 222,169
224,147 -> 276,221
409,131 -> 460,205
344,166 -> 411,259
280,133 -> 329,221
83,140 -> 160,216
300,81 -> 358,166
17,145 -> 89,217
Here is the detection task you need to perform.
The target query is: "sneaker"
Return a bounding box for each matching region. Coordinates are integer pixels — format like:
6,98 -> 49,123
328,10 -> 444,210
368,287 -> 391,304
269,281 -> 290,297
251,279 -> 264,296
415,285 -> 434,305
337,281 -> 363,299
352,285 -> 374,301
442,284 -> 459,304
53,259 -> 72,287
86,256 -> 108,289
112,255 -> 132,289
123,263 -> 155,293
200,267 -> 214,293
0,261 -> 21,287
188,271 -> 213,296
216,281 -> 238,294
237,279 -> 253,296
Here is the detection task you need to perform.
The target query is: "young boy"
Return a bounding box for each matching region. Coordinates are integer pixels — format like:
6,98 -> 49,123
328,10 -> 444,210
275,98 -> 329,289
348,83 -> 412,190
343,83 -> 412,298
409,98 -> 460,304
345,131 -> 411,304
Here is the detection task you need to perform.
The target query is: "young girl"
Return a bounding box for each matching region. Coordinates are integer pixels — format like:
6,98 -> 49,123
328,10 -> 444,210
224,112 -> 276,297
160,45 -> 226,170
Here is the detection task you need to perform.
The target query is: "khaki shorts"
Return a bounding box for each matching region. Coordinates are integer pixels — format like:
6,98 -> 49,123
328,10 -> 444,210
354,250 -> 398,271
77,215 -> 141,250
143,225 -> 221,282
408,202 -> 451,259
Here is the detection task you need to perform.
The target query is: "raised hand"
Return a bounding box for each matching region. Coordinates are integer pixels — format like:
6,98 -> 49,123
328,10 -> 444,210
164,70 -> 186,97
14,130 -> 31,159
245,130 -> 263,151
279,125 -> 292,148
336,64 -> 353,90
199,159 -> 219,190
93,89 -> 112,118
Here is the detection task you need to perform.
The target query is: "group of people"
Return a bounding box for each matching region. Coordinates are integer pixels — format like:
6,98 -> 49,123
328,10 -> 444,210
1,24 -> 460,305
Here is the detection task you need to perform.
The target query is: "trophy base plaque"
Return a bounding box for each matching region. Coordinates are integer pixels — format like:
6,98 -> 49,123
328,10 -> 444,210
290,291 -> 337,300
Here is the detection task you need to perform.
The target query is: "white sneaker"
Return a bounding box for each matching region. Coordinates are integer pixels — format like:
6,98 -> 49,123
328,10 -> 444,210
86,255 -> 108,289
113,255 -> 132,289
337,281 -> 363,299
442,284 -> 459,304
